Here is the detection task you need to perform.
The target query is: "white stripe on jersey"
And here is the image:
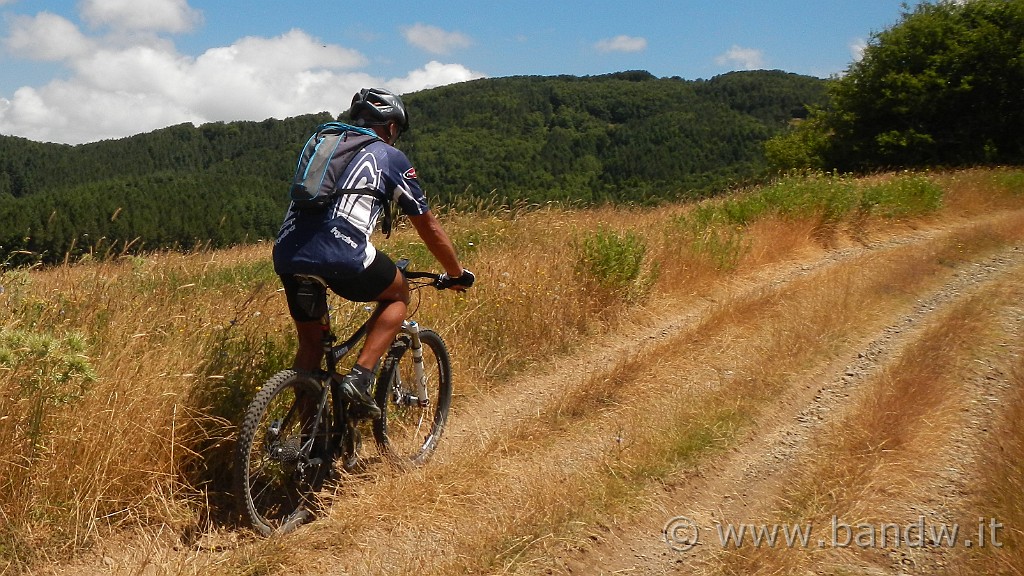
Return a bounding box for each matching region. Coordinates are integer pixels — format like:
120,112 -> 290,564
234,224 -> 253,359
332,151 -> 384,236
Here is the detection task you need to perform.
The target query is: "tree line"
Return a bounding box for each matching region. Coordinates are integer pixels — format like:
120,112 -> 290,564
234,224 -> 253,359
0,70 -> 826,264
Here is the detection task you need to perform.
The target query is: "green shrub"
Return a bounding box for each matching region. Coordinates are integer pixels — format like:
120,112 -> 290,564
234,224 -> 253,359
757,174 -> 858,222
576,228 -> 655,298
988,169 -> 1024,196
675,207 -> 747,271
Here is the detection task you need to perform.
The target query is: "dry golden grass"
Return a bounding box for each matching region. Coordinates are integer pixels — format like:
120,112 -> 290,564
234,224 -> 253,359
237,201 -> 1023,575
0,168 -> 1022,575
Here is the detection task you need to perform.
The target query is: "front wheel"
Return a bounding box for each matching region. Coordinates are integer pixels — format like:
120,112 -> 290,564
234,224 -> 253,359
234,370 -> 327,536
373,329 -> 452,465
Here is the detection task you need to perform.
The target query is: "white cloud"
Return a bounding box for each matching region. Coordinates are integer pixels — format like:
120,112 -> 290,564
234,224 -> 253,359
184,31 -> 371,121
594,35 -> 647,54
850,38 -> 868,62
0,6 -> 482,144
4,12 -> 95,61
80,0 -> 202,33
402,23 -> 472,55
387,61 -> 484,94
714,45 -> 766,70
221,29 -> 365,72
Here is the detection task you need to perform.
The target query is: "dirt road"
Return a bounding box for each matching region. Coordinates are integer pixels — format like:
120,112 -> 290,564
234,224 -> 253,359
550,214 -> 1024,575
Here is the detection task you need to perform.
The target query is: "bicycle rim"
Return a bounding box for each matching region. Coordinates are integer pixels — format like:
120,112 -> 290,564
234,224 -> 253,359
373,329 -> 452,465
234,370 -> 327,535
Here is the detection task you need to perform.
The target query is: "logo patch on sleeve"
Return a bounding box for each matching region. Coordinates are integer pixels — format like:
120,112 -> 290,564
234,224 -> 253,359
403,167 -> 418,180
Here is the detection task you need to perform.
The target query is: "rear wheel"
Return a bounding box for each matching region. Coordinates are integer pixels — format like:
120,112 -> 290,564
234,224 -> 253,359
373,329 -> 452,465
234,370 -> 328,535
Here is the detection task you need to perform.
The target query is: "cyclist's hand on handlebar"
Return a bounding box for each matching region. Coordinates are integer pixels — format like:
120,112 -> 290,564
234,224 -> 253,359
437,269 -> 475,291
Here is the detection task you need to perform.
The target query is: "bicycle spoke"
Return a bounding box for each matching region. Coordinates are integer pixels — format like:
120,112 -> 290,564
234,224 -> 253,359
374,330 -> 452,465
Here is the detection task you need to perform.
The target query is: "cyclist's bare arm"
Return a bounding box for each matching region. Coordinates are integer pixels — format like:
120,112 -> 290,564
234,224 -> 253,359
408,211 -> 465,280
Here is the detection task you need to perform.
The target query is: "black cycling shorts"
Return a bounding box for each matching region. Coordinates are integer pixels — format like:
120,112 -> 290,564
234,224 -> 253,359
280,251 -> 398,322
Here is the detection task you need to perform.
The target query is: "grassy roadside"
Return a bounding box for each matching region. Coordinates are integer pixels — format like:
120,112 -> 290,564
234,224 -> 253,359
0,168 -> 1022,573
199,189 -> 1024,575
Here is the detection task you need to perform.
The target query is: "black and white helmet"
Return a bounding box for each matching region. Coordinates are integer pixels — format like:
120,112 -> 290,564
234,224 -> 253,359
348,88 -> 409,134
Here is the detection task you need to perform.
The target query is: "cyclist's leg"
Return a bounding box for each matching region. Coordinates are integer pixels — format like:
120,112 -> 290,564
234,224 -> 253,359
278,274 -> 328,424
325,252 -> 409,372
326,252 -> 408,416
356,268 -> 408,370
279,275 -> 329,372
292,321 -> 323,372
290,320 -> 322,431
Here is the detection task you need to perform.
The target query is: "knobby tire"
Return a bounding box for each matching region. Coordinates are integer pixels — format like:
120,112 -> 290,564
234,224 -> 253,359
234,370 -> 327,536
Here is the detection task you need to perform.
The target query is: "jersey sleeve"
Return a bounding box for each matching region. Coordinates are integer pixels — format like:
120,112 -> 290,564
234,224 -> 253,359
383,147 -> 430,217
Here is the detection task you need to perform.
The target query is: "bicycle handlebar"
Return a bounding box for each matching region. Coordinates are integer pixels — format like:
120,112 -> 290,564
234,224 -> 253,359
404,270 -> 445,290
403,270 -> 441,281
397,259 -> 474,291
396,259 -> 446,291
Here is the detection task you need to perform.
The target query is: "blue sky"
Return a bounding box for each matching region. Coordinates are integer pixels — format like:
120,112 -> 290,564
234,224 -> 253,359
0,0 -> 911,144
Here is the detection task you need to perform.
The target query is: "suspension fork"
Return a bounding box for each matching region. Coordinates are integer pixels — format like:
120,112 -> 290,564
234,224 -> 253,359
403,320 -> 430,407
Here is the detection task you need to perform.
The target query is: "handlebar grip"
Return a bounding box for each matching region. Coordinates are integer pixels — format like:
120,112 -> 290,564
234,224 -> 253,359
404,271 -> 440,280
437,269 -> 475,290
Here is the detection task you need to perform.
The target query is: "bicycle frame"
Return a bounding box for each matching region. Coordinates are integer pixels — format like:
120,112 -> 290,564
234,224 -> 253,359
325,316 -> 433,411
300,290 -> 434,469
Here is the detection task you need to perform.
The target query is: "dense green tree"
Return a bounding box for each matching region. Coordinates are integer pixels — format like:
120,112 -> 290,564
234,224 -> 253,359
772,0 -> 1024,172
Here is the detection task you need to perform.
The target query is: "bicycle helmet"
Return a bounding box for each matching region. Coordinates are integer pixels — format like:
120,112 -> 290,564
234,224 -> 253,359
348,88 -> 410,135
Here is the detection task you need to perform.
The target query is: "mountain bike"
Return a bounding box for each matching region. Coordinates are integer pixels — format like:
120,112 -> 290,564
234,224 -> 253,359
234,260 -> 454,536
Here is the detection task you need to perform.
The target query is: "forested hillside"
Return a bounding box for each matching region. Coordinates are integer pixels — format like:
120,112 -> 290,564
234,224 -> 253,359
0,70 -> 825,264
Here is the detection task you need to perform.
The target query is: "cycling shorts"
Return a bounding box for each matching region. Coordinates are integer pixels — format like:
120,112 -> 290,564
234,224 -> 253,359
279,251 -> 398,322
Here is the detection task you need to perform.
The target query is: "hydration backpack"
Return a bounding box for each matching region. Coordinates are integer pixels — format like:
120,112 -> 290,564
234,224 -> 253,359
289,122 -> 395,235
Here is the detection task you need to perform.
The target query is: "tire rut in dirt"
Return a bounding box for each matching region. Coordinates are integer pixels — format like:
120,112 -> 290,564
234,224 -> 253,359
553,243 -> 1024,576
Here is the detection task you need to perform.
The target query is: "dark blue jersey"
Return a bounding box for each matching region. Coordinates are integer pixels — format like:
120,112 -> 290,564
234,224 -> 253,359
273,140 -> 429,277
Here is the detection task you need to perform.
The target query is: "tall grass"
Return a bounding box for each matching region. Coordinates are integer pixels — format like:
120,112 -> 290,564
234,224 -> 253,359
673,171 -> 946,268
283,181 -> 1024,576
0,168 -> 1020,573
575,226 -> 659,302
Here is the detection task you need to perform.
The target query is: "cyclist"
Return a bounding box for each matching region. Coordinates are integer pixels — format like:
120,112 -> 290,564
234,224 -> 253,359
273,87 -> 474,419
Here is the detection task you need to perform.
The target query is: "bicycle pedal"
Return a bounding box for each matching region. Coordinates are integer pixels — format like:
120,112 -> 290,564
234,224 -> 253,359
342,453 -> 361,473
348,403 -> 381,420
341,428 -> 362,472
